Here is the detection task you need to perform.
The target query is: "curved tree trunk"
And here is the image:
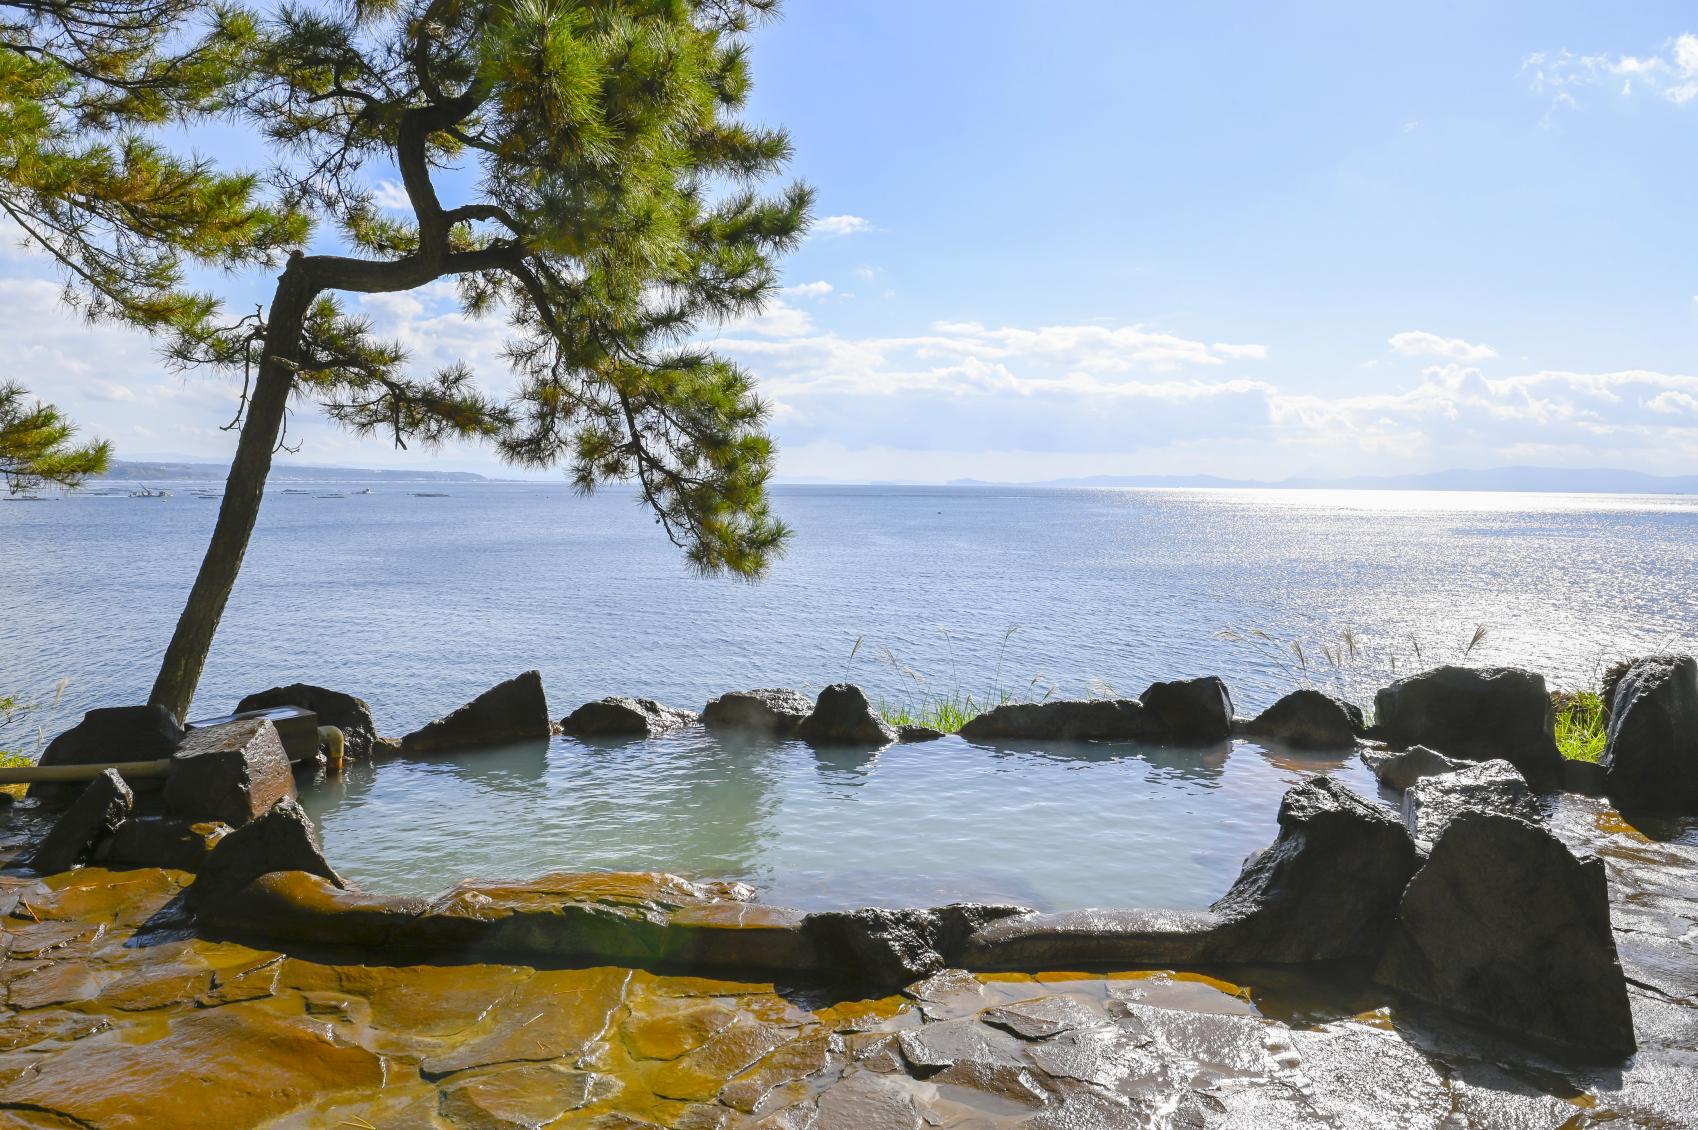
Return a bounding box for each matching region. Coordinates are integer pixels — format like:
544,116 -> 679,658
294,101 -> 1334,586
148,265 -> 318,721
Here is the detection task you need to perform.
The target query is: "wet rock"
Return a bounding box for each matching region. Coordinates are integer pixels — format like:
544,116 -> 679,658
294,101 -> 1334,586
1361,744 -> 1468,791
0,1004 -> 385,1128
897,1018 -> 1048,1107
1601,654 -> 1698,813
1373,666 -> 1563,787
1375,809 -> 1635,1060
95,816 -> 228,871
646,1013 -> 794,1101
189,797 -> 344,909
803,904 -> 1030,988
1208,777 -> 1418,962
1247,689 -> 1362,750
1401,759 -> 1541,845
163,717 -> 295,827
896,725 -> 944,744
795,684 -> 897,747
439,1062 -> 610,1127
420,967 -> 631,1077
1140,676 -> 1234,743
402,670 -> 551,754
981,993 -> 1104,1039
371,734 -> 403,758
30,704 -> 182,800
815,1071 -> 921,1130
29,769 -> 133,874
702,688 -> 814,736
957,699 -> 1160,743
959,907 -> 1221,971
236,682 -> 377,760
562,696 -> 699,737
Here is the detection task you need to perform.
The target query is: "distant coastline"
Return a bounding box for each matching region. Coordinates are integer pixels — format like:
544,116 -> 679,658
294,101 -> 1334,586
94,459 -> 489,484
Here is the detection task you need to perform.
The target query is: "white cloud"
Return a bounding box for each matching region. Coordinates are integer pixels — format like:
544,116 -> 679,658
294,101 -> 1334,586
1388,330 -> 1498,362
1525,33 -> 1698,107
370,180 -> 413,211
1647,390 -> 1698,415
813,215 -> 873,238
787,280 -> 834,299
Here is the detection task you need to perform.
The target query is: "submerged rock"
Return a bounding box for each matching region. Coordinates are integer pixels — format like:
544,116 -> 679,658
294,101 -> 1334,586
30,769 -> 133,874
1601,654 -> 1698,814
30,704 -> 183,800
1209,777 -> 1418,963
402,670 -> 551,754
1374,666 -> 1562,787
1248,689 -> 1362,750
795,683 -> 897,747
561,696 -> 698,738
236,683 -> 378,760
1375,809 -> 1635,1060
1361,745 -> 1468,791
803,903 -> 1030,988
958,699 -> 1160,743
1140,676 -> 1234,743
701,688 -> 814,737
190,797 -> 345,909
1401,759 -> 1541,845
898,724 -> 945,743
163,717 -> 296,827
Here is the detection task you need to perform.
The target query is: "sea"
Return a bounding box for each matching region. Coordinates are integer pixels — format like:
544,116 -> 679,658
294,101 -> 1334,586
4,482 -> 1695,738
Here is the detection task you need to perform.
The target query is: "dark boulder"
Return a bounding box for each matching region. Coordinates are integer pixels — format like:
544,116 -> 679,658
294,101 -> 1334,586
958,699 -> 1160,744
561,696 -> 698,738
802,903 -> 1029,988
189,797 -> 344,910
30,705 -> 183,800
1401,759 -> 1541,845
1208,777 -> 1418,963
236,683 -> 377,760
95,816 -> 229,871
1361,745 -> 1468,791
795,683 -> 897,747
1600,655 -> 1698,814
402,670 -> 551,754
701,688 -> 814,737
1375,810 -> 1635,1060
30,769 -> 133,874
1374,666 -> 1562,787
1140,676 -> 1234,743
898,725 -> 945,744
1247,689 -> 1361,750
163,717 -> 296,827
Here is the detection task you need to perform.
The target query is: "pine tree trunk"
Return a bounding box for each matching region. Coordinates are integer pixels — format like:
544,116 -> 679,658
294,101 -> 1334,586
148,266 -> 318,721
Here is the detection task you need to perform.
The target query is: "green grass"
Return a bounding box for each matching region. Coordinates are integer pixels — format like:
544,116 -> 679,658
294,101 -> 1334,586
1552,690 -> 1607,762
877,690 -> 1005,733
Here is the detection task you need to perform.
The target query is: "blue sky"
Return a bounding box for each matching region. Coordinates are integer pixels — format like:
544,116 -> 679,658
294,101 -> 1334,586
9,1 -> 1698,481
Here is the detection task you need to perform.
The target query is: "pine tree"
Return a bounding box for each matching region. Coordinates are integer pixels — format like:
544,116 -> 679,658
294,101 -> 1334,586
0,382 -> 110,488
131,0 -> 810,720
0,1 -> 306,333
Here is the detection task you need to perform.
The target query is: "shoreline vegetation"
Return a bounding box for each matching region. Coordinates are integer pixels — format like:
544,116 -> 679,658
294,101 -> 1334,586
864,625 -> 1619,762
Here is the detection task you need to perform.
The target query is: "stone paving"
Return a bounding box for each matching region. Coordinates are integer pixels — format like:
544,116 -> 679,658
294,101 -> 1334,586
0,793 -> 1693,1128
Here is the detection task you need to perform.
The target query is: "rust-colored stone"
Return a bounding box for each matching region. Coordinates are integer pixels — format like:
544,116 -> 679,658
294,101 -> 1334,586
0,1006 -> 384,1129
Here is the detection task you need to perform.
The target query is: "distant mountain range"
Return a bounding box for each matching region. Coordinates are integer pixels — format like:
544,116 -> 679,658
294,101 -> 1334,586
945,466 -> 1698,494
97,460 -> 487,483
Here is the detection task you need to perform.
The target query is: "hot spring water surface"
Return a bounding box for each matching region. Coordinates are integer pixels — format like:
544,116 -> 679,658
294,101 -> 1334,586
299,732 -> 1388,911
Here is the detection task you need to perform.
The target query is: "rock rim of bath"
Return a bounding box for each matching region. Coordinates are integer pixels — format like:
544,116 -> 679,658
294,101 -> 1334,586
401,670 -> 551,754
701,688 -> 815,737
561,696 -> 699,738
